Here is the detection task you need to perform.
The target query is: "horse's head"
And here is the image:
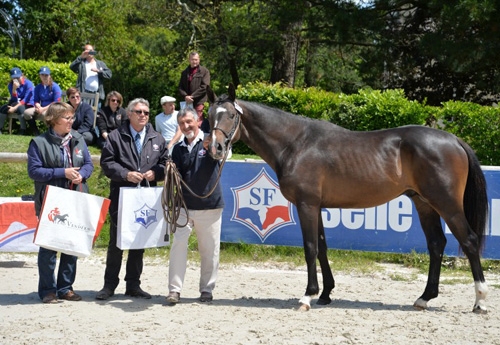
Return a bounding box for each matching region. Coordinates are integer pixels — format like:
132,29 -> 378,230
207,83 -> 242,160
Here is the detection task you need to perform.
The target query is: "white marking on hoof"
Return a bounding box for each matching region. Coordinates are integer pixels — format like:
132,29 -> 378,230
297,295 -> 312,311
473,281 -> 488,314
413,298 -> 428,310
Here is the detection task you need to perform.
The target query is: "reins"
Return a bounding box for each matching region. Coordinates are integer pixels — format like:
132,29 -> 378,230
161,105 -> 241,235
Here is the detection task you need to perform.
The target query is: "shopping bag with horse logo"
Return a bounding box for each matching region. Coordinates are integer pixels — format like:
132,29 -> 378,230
116,186 -> 169,249
34,185 -> 110,257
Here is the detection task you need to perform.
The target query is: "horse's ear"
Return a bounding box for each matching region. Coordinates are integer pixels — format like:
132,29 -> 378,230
228,83 -> 236,102
207,85 -> 216,104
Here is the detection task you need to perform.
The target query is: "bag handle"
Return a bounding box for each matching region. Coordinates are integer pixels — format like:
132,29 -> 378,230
136,179 -> 151,188
69,182 -> 84,192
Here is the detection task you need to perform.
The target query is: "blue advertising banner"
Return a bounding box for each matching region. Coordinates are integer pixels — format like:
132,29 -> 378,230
220,161 -> 500,260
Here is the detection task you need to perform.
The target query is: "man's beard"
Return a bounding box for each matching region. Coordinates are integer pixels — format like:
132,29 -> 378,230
185,131 -> 195,139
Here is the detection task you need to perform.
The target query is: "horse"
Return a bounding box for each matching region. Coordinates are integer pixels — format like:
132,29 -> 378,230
53,214 -> 69,224
206,84 -> 489,313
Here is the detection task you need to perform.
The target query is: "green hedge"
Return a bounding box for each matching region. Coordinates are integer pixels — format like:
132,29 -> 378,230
234,82 -> 500,166
437,101 -> 500,166
0,57 -> 76,99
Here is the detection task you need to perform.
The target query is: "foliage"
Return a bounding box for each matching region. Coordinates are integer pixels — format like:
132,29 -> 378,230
237,82 -> 431,129
375,0 -> 500,105
3,0 -> 500,109
437,101 -> 500,166
330,89 -> 432,130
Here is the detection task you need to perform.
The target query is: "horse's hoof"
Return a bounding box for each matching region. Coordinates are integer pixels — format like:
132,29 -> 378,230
297,303 -> 310,312
316,298 -> 331,306
473,306 -> 488,314
413,298 -> 428,311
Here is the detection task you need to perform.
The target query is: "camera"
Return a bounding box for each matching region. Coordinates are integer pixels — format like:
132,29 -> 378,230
89,50 -> 97,55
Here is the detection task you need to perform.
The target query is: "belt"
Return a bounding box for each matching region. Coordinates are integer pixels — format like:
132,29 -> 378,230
84,89 -> 98,94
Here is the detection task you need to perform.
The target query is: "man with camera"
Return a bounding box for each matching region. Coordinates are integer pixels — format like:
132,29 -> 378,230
70,44 -> 112,102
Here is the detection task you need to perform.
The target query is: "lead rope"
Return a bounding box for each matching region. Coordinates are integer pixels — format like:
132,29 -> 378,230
161,158 -> 189,237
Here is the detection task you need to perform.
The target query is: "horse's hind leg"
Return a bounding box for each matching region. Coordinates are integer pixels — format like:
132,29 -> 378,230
317,211 -> 335,305
443,214 -> 488,314
412,198 -> 447,310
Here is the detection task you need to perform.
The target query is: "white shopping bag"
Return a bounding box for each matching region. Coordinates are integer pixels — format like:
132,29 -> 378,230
34,185 -> 110,257
116,186 -> 169,249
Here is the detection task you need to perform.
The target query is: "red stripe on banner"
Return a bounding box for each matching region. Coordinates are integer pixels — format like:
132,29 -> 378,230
0,202 -> 38,235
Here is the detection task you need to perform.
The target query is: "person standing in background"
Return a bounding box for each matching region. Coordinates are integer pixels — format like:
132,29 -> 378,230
70,43 -> 112,102
0,67 -> 35,135
155,95 -> 182,154
27,102 -> 94,303
178,51 -> 210,132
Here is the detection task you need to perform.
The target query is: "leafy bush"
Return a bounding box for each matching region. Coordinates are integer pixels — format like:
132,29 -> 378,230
437,101 -> 500,166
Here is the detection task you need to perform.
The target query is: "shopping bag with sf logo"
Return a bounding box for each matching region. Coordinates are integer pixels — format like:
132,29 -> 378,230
34,185 -> 110,257
116,186 -> 170,249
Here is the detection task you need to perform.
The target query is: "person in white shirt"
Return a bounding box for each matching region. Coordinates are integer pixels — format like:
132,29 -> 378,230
69,44 -> 112,102
155,95 -> 182,154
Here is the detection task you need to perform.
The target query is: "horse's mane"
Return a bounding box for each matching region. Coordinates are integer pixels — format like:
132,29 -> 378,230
235,98 -> 321,125
214,94 -> 344,133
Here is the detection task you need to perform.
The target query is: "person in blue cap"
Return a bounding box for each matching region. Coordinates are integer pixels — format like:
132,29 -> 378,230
0,67 -> 35,135
24,66 -> 63,134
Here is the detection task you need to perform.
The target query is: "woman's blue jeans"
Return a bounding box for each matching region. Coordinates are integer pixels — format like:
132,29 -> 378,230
37,247 -> 78,299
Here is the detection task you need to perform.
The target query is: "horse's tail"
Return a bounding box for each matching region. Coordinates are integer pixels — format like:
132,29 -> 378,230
459,139 -> 488,252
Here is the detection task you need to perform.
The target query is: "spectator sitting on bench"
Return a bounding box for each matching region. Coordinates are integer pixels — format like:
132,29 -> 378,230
24,67 -> 62,135
0,67 -> 35,135
66,87 -> 96,146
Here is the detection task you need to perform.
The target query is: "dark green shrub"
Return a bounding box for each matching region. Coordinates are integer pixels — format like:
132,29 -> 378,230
437,101 -> 500,166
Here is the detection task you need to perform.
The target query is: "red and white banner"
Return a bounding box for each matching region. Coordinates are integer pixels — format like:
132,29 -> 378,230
0,198 -> 39,252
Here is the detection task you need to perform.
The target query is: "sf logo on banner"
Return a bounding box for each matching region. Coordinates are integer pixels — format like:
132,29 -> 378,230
231,168 -> 296,242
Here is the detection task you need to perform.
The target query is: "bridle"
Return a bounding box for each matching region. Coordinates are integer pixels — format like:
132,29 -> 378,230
211,100 -> 242,148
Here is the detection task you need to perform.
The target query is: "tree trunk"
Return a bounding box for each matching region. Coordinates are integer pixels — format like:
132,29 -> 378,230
270,18 -> 303,87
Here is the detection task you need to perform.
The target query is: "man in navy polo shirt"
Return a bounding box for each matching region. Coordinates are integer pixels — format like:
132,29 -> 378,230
166,107 -> 224,304
0,67 -> 35,135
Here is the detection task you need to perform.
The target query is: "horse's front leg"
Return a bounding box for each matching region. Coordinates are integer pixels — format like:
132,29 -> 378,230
296,203 -> 320,311
317,211 -> 334,305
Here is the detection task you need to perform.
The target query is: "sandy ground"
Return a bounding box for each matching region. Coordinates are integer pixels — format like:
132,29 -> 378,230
0,252 -> 499,345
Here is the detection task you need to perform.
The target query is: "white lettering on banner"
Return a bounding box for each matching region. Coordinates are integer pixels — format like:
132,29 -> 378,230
389,197 -> 413,232
490,199 -> 500,236
444,199 -> 499,237
322,195 -> 413,232
249,187 -> 277,206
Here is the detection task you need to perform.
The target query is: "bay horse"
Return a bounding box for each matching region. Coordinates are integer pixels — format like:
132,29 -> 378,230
206,84 -> 489,313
